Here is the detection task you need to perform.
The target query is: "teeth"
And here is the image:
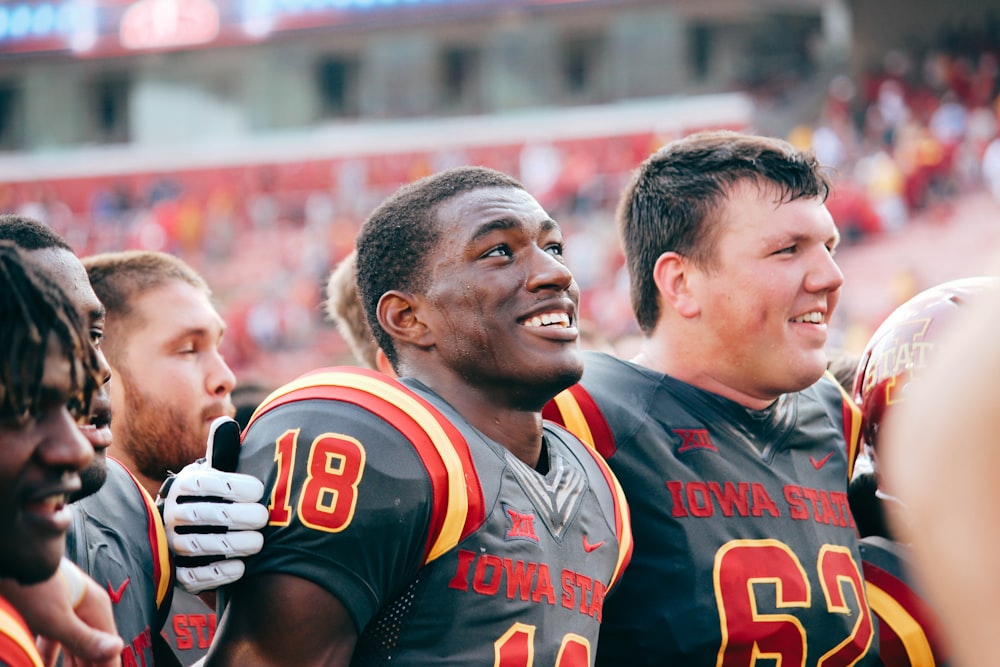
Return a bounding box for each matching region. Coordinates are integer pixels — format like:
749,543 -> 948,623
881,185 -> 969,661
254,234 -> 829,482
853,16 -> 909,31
791,312 -> 823,324
524,312 -> 571,328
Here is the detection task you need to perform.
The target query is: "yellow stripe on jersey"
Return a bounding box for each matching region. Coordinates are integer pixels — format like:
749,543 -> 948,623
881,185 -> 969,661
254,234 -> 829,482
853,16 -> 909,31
137,482 -> 173,606
256,370 -> 470,563
607,466 -> 632,586
866,582 -> 934,665
550,391 -> 596,450
825,370 -> 863,481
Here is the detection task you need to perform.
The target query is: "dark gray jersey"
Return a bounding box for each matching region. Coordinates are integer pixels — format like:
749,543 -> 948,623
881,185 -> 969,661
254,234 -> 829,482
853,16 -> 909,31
546,351 -> 877,666
238,367 -> 632,666
161,586 -> 215,666
66,458 -> 174,666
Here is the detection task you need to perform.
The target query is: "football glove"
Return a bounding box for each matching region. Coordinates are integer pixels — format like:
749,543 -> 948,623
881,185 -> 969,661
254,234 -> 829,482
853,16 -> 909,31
159,417 -> 268,594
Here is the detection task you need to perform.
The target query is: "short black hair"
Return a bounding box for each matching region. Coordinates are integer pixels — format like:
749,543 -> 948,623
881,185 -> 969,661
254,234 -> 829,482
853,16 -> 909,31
0,213 -> 73,251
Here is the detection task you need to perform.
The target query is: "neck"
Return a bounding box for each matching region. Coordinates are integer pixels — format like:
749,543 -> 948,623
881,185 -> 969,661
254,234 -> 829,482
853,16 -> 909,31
107,447 -> 162,499
413,374 -> 547,469
633,339 -> 776,411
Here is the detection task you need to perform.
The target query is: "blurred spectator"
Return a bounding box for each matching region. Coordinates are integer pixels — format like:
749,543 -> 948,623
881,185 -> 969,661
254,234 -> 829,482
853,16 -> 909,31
984,135 -> 1000,202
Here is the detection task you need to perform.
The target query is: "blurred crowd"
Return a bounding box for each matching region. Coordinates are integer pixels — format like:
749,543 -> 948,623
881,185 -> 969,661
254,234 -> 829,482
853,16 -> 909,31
2,29 -> 999,390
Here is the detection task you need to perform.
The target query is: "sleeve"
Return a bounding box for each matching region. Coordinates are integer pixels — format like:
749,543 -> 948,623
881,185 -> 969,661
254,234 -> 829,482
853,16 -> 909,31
238,396 -> 436,632
0,597 -> 44,667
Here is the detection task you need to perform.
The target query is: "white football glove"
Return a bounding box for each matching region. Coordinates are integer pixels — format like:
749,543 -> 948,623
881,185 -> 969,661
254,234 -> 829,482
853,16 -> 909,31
159,417 -> 268,594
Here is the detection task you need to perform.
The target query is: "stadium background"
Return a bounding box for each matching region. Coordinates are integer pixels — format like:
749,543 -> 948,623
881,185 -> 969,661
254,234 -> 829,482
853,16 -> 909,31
0,0 -> 997,391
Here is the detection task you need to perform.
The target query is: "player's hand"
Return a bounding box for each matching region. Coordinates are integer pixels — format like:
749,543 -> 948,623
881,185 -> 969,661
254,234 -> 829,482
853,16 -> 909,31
0,558 -> 124,667
159,417 -> 268,594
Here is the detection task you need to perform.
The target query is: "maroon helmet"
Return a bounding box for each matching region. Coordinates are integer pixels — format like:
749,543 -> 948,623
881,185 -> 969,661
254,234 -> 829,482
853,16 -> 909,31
853,276 -> 998,455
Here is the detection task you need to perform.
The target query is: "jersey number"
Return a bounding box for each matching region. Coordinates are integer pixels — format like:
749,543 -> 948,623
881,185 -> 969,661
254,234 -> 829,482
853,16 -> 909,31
495,623 -> 590,667
715,539 -> 873,667
267,428 -> 367,532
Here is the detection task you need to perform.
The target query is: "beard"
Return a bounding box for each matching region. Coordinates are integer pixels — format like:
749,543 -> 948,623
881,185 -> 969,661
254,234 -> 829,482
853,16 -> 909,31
73,452 -> 108,502
117,371 -> 228,482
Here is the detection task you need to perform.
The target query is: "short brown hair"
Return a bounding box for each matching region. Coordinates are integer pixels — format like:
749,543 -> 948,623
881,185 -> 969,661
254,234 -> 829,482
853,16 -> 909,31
82,250 -> 210,362
617,130 -> 832,333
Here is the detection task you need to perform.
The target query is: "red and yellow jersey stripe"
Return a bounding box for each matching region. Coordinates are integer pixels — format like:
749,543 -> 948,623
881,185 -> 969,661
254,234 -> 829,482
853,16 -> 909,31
247,367 -> 487,565
544,384 -> 617,460
825,370 -> 864,481
863,559 -> 946,666
0,596 -> 44,667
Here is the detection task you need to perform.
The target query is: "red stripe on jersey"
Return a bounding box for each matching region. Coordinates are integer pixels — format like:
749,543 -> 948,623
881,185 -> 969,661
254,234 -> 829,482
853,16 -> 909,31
825,370 -> 863,481
110,457 -> 172,610
545,385 -> 618,460
248,367 -> 485,564
863,560 -> 944,665
0,597 -> 44,667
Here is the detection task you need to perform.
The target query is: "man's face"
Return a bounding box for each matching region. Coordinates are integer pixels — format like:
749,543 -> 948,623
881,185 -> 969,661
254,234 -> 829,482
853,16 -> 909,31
0,334 -> 93,583
409,186 -> 582,408
31,248 -> 112,501
110,279 -> 236,483
684,181 -> 843,402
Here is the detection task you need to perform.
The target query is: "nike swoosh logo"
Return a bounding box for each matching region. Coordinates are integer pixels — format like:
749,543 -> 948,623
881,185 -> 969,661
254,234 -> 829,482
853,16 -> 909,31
809,452 -> 834,469
107,577 -> 130,604
582,535 -> 604,553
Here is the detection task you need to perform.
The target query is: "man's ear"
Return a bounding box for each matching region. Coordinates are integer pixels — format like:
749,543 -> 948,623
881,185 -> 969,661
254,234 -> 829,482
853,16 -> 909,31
378,290 -> 434,350
652,252 -> 700,319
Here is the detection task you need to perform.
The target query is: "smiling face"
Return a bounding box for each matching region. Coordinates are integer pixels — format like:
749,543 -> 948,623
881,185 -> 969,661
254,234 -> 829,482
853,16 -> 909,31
682,180 -> 843,405
0,333 -> 93,583
403,186 -> 582,409
31,248 -> 112,501
108,279 -> 236,493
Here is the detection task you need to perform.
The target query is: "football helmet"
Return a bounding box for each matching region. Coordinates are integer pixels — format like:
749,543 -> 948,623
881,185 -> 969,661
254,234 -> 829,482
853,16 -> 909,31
853,276 -> 998,454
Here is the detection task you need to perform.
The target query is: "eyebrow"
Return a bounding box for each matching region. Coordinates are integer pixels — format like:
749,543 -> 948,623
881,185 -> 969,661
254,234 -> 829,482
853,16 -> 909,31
469,217 -> 560,243
167,324 -> 226,345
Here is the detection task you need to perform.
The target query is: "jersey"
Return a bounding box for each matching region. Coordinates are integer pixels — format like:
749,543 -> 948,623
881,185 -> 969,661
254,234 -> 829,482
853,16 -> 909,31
65,457 -> 177,667
0,595 -> 43,667
238,366 -> 632,666
861,536 -> 948,666
543,351 -> 877,666
161,586 -> 215,665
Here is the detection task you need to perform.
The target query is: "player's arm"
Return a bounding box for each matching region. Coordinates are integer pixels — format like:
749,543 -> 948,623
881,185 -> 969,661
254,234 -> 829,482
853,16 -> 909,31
204,573 -> 356,667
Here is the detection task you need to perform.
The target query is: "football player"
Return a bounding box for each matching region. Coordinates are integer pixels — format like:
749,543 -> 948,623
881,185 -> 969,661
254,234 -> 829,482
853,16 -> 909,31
0,242 -> 106,666
0,215 -> 265,666
82,249 -> 260,666
203,166 -> 632,666
544,131 -> 879,665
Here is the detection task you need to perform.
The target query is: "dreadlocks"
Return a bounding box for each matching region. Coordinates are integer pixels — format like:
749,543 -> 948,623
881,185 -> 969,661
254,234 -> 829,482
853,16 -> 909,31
0,242 -> 101,426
